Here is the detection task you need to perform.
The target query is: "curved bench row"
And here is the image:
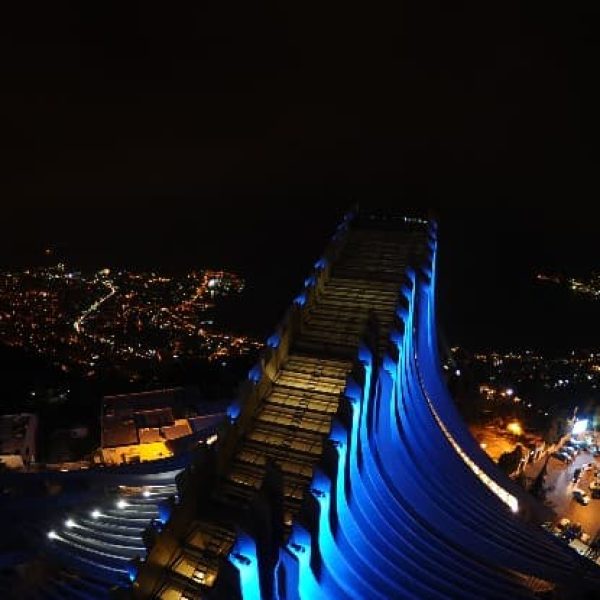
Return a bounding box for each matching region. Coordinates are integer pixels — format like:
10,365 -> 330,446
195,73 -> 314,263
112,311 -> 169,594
42,483 -> 179,597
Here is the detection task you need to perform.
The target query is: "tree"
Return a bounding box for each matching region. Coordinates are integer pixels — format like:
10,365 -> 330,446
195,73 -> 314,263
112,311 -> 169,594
529,454 -> 550,500
514,471 -> 528,490
498,444 -> 524,476
543,417 -> 560,445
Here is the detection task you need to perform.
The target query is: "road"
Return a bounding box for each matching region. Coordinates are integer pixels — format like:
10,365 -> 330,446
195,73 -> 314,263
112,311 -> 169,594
73,280 -> 117,334
528,443 -> 600,539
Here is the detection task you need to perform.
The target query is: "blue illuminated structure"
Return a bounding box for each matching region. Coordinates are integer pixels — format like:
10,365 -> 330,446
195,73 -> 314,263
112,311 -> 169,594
134,211 -> 600,599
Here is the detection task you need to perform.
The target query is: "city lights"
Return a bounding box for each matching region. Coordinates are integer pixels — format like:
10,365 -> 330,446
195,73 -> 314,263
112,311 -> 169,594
0,265 -> 261,378
536,271 -> 600,300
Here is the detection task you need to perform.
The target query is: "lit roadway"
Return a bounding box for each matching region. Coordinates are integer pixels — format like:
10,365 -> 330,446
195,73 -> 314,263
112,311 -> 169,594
73,280 -> 117,334
533,446 -> 600,538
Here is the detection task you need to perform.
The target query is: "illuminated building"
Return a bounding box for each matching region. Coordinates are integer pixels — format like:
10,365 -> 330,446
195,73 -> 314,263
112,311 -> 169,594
99,387 -> 227,465
129,210 -> 600,598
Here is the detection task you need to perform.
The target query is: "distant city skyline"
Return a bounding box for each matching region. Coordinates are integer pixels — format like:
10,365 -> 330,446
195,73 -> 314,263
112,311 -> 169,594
0,263 -> 260,380
1,204 -> 597,353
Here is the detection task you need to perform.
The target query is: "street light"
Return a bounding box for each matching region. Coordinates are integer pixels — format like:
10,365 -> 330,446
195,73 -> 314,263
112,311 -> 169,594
507,421 -> 523,436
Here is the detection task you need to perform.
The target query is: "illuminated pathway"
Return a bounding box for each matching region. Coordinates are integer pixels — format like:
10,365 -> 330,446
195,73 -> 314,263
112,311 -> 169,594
132,211 -> 600,599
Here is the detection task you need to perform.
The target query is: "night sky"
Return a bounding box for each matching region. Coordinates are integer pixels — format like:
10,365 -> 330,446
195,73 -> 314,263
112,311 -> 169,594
1,3 -> 598,353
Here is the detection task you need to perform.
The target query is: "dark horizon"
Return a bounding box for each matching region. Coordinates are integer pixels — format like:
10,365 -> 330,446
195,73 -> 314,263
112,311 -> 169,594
1,0 -> 598,356
2,3 -> 597,200
1,202 -> 597,355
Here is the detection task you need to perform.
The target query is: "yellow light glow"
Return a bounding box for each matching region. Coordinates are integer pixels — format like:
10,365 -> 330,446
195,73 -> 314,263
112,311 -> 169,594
506,422 -> 523,436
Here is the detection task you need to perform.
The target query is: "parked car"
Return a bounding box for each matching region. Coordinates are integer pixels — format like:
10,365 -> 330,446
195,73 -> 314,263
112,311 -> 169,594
570,522 -> 583,537
561,521 -> 583,542
573,489 -> 591,505
551,452 -> 570,463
